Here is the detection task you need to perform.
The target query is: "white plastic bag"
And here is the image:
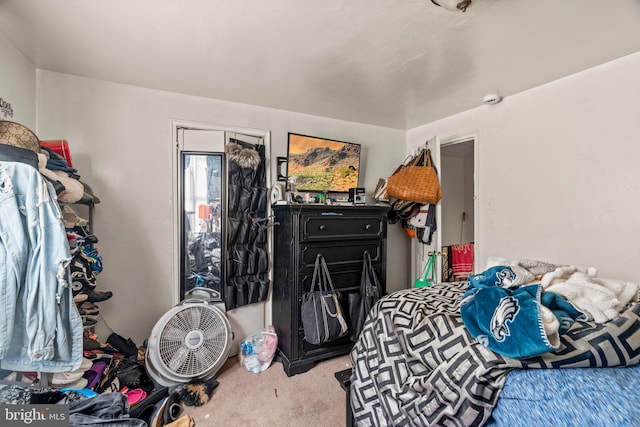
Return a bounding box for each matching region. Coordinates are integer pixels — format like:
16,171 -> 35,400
239,325 -> 278,373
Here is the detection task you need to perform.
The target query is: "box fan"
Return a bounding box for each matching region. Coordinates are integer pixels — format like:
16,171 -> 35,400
145,289 -> 232,387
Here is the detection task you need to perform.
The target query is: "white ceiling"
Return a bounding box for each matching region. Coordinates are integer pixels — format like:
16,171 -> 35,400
1,0 -> 639,130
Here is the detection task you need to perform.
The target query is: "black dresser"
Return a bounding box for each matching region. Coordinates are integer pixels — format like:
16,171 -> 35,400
272,204 -> 388,376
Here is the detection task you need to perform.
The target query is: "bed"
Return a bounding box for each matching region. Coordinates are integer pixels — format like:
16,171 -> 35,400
349,264 -> 640,427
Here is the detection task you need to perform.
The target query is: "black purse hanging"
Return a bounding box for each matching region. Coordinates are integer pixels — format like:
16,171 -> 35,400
349,251 -> 381,342
300,254 -> 349,345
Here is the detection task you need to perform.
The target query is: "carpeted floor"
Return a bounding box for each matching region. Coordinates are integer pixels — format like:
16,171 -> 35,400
180,354 -> 353,427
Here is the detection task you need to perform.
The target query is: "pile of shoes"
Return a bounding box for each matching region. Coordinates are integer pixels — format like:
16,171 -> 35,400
64,205 -> 113,329
0,332 -> 170,427
51,357 -> 94,389
33,137 -> 111,329
0,357 -> 95,390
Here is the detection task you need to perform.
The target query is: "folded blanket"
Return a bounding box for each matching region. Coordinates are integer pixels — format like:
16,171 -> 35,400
541,266 -> 639,323
486,257 -> 559,287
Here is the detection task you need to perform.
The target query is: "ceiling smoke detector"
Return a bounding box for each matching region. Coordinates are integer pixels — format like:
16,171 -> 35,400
483,93 -> 502,105
430,0 -> 472,12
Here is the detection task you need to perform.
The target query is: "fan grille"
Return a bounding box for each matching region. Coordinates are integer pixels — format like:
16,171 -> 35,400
158,305 -> 230,377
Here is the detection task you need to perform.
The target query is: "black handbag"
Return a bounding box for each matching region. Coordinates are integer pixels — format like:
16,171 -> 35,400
349,251 -> 381,342
301,254 -> 349,345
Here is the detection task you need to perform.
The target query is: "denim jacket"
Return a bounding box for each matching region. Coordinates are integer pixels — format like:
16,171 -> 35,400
0,144 -> 82,372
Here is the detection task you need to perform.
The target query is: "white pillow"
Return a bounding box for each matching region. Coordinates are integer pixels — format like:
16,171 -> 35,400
485,256 -> 507,270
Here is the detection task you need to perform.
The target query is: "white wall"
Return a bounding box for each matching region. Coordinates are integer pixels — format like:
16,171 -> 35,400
0,32 -> 35,126
408,51 -> 640,283
35,71 -> 408,343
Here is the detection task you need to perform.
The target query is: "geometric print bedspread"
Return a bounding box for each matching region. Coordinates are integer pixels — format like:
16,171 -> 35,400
349,281 -> 640,427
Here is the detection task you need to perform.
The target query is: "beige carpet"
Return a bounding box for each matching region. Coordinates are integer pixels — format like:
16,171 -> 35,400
180,354 -> 353,427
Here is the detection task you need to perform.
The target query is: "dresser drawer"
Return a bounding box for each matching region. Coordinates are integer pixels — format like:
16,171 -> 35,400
300,242 -> 382,270
302,214 -> 384,241
299,263 -> 383,293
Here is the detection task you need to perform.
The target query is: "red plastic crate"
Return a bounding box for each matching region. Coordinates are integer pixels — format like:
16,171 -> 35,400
40,139 -> 73,168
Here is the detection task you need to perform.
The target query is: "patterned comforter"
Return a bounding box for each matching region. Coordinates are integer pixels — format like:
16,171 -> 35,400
349,281 -> 640,426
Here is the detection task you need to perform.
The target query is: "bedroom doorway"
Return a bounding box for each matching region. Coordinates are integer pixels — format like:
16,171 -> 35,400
438,136 -> 477,283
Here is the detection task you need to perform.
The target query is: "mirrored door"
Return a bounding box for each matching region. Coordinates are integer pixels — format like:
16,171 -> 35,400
180,152 -> 225,300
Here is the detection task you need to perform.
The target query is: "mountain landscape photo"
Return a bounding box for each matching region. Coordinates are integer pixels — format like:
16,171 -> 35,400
287,135 -> 361,193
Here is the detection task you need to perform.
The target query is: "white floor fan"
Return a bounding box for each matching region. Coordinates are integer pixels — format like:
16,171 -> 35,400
145,289 -> 232,387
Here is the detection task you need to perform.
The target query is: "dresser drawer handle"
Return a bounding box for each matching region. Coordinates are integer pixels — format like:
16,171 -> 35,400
319,225 -> 326,231
365,224 -> 372,230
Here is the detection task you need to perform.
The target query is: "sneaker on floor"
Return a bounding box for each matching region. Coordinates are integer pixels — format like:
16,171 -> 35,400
80,357 -> 93,371
51,369 -> 85,386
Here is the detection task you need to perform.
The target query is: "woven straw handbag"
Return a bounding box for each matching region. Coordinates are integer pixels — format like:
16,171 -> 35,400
386,149 -> 442,204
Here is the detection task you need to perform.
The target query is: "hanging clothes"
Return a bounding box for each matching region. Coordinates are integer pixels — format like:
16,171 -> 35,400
0,143 -> 83,372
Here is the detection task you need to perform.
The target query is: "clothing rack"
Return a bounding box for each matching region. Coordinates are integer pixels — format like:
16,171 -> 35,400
0,127 -> 82,392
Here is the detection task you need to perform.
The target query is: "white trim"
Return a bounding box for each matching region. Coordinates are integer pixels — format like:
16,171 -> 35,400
440,130 -> 477,146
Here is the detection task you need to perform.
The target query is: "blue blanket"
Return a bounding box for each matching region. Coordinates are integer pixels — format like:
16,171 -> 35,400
487,365 -> 640,427
461,266 -> 583,358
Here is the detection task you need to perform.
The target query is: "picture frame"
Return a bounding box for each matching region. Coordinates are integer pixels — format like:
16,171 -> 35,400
277,157 -> 288,182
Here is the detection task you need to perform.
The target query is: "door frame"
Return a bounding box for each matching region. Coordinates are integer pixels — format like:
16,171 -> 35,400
436,132 -> 479,282
411,131 -> 479,284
